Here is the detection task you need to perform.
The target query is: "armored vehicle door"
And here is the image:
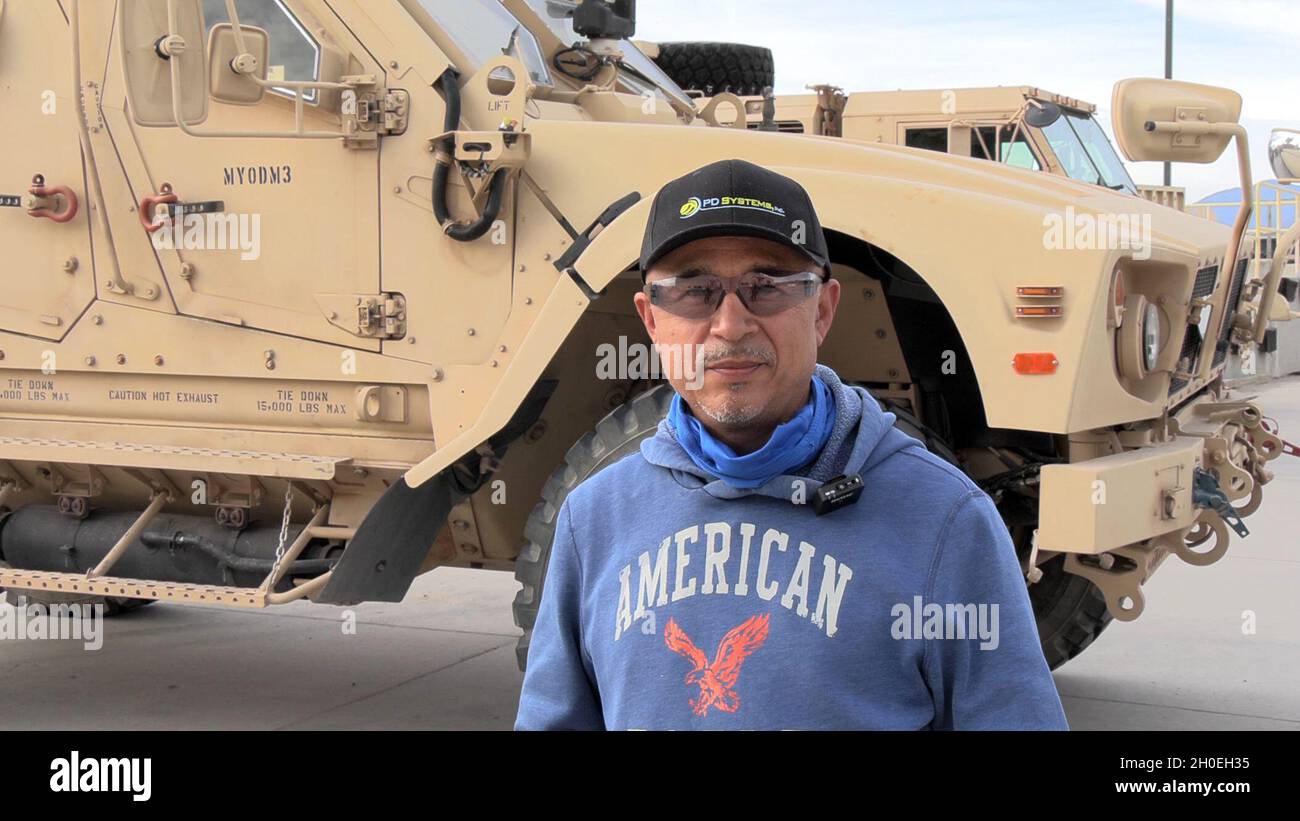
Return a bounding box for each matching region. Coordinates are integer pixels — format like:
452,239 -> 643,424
0,0 -> 97,340
114,0 -> 388,349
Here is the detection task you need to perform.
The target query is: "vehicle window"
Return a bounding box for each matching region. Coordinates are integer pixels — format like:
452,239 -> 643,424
1067,112 -> 1138,194
904,126 -> 1000,159
1040,114 -> 1102,184
1001,127 -> 1041,170
522,0 -> 694,111
1037,111 -> 1138,191
203,0 -> 320,103
415,0 -> 553,87
905,127 -> 947,152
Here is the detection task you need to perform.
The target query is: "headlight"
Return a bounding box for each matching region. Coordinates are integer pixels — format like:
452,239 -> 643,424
1118,293 -> 1164,381
1141,301 -> 1161,373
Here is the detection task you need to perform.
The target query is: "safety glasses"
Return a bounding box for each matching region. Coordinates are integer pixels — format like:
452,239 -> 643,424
644,270 -> 823,319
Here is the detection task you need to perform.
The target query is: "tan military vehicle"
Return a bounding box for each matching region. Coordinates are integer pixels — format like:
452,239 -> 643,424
774,85 -> 1137,185
1,0 -> 1295,674
650,69 -> 1180,203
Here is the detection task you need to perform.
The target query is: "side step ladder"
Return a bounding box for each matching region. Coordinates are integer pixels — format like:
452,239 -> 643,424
0,569 -> 270,608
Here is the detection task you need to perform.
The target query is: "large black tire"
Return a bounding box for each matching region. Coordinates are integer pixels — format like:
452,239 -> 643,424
651,42 -> 775,97
882,403 -> 1112,670
512,388 -> 1110,672
513,386 -> 674,671
1029,555 -> 1113,670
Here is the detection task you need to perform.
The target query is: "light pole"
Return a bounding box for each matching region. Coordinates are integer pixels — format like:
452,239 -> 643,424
1164,0 -> 1173,186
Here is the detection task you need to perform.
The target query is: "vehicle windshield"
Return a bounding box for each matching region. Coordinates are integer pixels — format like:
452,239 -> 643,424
1067,112 -> 1138,194
522,0 -> 695,111
1037,108 -> 1138,194
415,0 -> 553,88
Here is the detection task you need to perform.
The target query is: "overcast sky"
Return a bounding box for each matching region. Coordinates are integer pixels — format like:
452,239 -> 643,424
636,0 -> 1300,203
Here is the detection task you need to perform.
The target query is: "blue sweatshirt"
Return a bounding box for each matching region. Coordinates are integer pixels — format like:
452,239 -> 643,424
515,365 -> 1068,730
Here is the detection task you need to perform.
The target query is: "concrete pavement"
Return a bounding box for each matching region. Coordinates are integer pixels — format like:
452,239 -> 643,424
2,378 -> 1299,730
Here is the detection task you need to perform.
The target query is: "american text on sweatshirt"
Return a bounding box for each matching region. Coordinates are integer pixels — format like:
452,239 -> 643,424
612,520 -> 854,641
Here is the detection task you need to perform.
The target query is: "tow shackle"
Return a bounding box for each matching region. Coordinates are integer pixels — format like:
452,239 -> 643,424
24,174 -> 79,223
139,182 -> 179,233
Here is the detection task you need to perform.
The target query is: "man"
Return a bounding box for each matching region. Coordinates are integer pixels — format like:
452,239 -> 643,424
515,159 -> 1067,730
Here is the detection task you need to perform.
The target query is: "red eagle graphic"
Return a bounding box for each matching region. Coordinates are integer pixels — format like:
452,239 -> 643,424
663,614 -> 771,716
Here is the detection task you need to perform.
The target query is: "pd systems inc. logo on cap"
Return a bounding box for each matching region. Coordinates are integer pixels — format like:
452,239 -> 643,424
679,195 -> 785,219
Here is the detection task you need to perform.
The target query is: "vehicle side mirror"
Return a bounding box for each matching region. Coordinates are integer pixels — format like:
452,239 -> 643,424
1270,128 -> 1300,179
1024,101 -> 1062,128
1110,78 -> 1242,164
208,23 -> 269,105
119,0 -> 209,127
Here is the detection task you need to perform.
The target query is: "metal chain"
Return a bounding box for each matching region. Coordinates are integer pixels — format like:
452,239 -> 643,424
265,482 -> 294,585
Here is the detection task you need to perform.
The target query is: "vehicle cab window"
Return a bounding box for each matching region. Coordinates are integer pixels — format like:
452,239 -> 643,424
521,0 -> 694,110
1037,109 -> 1137,192
415,0 -> 553,88
904,124 -> 1042,171
202,0 -> 321,102
1000,127 -> 1042,170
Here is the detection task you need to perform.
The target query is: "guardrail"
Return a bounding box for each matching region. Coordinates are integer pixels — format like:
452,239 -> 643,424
1188,178 -> 1299,277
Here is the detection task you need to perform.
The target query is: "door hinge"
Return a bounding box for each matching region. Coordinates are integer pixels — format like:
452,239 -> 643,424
357,293 -> 407,339
316,292 -> 407,339
342,83 -> 410,149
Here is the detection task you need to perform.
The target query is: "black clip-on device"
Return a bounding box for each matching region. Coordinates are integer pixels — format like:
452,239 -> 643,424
811,474 -> 864,516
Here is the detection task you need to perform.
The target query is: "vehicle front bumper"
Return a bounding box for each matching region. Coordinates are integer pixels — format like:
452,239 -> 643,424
1035,392 -> 1293,621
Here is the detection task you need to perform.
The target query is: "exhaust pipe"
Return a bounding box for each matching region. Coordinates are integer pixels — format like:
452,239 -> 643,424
0,506 -> 334,592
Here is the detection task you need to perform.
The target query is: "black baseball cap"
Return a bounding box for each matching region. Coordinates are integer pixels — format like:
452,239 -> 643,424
639,159 -> 831,280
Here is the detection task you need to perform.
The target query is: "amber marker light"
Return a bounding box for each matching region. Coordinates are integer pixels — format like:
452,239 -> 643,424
1015,305 -> 1062,317
1013,352 -> 1059,374
1110,268 -> 1127,327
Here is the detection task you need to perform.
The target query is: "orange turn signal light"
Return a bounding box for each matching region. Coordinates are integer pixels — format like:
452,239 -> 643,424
1013,352 -> 1059,374
1015,305 -> 1062,317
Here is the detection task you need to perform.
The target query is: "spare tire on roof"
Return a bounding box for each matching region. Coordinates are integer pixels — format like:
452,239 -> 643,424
651,42 -> 775,97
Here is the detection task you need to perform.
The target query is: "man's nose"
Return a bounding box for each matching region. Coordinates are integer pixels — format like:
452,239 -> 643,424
709,290 -> 758,341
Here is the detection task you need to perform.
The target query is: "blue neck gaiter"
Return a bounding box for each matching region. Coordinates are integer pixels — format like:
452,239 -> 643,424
668,376 -> 836,489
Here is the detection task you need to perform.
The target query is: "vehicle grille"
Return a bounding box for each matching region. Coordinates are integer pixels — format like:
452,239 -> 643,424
1193,264 -> 1218,298
1168,325 -> 1202,394
1212,257 -> 1250,367
1169,263 -> 1220,395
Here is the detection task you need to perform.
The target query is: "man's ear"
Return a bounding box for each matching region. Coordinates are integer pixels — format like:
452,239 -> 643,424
633,287 -> 658,343
815,276 -> 841,346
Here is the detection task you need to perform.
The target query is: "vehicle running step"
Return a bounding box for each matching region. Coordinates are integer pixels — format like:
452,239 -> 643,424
0,568 -> 267,608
